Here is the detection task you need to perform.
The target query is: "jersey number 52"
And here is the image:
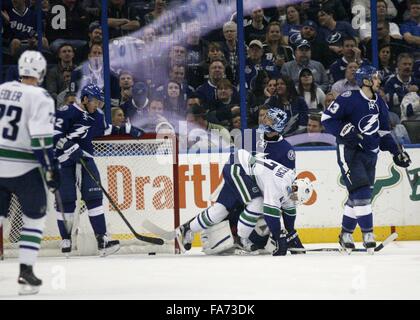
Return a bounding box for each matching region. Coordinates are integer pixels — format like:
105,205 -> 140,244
0,104 -> 22,141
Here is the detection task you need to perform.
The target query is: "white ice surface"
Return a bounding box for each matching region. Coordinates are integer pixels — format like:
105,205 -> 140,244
1,241 -> 419,300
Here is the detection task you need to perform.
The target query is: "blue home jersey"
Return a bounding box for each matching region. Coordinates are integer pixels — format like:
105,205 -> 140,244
54,104 -> 112,161
7,7 -> 37,40
255,134 -> 296,170
321,90 -> 398,155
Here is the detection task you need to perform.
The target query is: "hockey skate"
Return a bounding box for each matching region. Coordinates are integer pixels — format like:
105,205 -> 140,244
96,234 -> 120,257
363,232 -> 376,255
175,223 -> 193,252
236,236 -> 258,252
339,232 -> 355,254
60,239 -> 72,256
286,230 -> 305,255
18,264 -> 42,296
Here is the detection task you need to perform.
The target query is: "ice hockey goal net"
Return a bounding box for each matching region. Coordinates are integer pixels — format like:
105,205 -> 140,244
0,134 -> 179,258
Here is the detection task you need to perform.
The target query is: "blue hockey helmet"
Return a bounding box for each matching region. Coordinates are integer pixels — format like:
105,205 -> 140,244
355,65 -> 380,88
258,108 -> 288,134
80,83 -> 104,102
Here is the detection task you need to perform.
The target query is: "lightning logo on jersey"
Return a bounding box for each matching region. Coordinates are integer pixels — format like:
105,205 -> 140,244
359,114 -> 379,135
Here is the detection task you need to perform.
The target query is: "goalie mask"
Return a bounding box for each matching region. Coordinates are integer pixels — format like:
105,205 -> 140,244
257,108 -> 288,134
291,178 -> 314,205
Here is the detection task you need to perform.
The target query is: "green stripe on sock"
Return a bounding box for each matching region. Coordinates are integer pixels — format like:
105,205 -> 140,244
240,212 -> 258,224
200,211 -> 213,227
264,205 -> 281,217
283,208 -> 297,216
20,234 -> 42,244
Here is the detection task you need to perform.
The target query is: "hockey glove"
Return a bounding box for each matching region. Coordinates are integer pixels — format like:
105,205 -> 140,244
45,159 -> 61,193
393,151 -> 411,168
57,139 -> 83,163
271,231 -> 288,256
339,123 -> 363,149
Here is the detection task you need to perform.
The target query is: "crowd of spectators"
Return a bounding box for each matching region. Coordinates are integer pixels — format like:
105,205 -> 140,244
1,0 -> 419,147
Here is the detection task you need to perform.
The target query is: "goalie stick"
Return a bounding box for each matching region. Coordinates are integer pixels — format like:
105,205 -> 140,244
288,232 -> 398,253
79,158 -> 164,245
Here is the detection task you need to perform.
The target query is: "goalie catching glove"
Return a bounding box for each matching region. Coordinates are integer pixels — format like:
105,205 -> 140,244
117,122 -> 145,138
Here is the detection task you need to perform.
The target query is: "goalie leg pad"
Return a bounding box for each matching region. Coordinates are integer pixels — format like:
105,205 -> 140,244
201,220 -> 235,255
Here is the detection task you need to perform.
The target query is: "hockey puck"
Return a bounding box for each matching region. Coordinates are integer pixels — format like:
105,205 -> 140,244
148,252 -> 156,255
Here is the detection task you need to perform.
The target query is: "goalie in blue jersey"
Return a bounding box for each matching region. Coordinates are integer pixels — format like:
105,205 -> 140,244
321,65 -> 411,253
54,84 -> 144,257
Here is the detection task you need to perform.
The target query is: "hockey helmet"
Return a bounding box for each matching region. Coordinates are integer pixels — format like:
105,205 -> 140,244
80,83 -> 104,102
291,178 -> 314,205
18,50 -> 47,84
258,108 -> 288,134
355,65 -> 380,88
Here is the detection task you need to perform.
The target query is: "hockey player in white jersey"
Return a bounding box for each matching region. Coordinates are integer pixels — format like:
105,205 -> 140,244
176,147 -> 313,256
0,51 -> 59,295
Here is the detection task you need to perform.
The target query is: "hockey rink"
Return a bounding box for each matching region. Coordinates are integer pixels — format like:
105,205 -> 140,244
1,241 -> 420,300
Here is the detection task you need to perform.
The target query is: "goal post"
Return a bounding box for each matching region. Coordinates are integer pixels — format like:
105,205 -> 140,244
1,133 -> 180,258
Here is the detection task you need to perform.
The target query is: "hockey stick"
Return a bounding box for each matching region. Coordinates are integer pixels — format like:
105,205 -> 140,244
288,232 -> 398,253
142,219 -> 176,240
79,158 -> 164,245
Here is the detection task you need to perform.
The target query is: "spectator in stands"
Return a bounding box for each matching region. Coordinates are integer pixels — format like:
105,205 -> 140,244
115,71 -> 134,105
281,39 -> 329,92
352,0 -> 397,20
298,20 -> 336,68
120,81 -> 149,126
185,20 -> 206,84
264,78 -> 278,98
162,80 -> 186,119
208,79 -> 238,128
108,0 -> 141,39
296,68 -> 326,111
263,21 -> 295,69
196,59 -> 226,106
358,0 -> 402,43
4,0 -> 49,57
111,107 -> 126,127
221,21 -> 239,85
187,94 -> 202,110
385,53 -> 420,115
329,37 -> 367,83
56,69 -> 75,107
245,40 -> 279,89
266,75 -> 309,135
140,98 -> 170,133
378,44 -> 395,81
244,7 -> 268,44
246,70 -> 270,127
75,21 -> 102,64
282,5 -> 303,40
400,0 -> 420,54
306,113 -> 324,133
166,64 -> 194,101
317,8 -> 357,56
363,21 -> 412,64
389,111 -> 411,144
331,61 -> 360,95
186,104 -> 232,150
144,0 -> 177,36
46,0 -> 89,53
306,0 -> 349,22
46,43 -> 76,103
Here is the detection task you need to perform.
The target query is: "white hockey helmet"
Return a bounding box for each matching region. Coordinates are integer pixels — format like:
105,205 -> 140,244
18,50 -> 47,84
291,178 -> 314,205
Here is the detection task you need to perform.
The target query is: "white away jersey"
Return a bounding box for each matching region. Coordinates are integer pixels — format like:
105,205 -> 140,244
0,81 -> 55,177
238,149 -> 296,216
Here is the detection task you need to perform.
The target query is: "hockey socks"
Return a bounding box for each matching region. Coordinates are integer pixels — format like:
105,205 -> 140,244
282,208 -> 296,233
190,203 -> 229,233
342,203 -> 357,233
57,202 -> 75,239
19,216 -> 45,266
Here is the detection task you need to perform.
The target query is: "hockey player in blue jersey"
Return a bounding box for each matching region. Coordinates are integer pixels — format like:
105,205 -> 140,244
54,84 -> 144,256
321,65 -> 411,253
